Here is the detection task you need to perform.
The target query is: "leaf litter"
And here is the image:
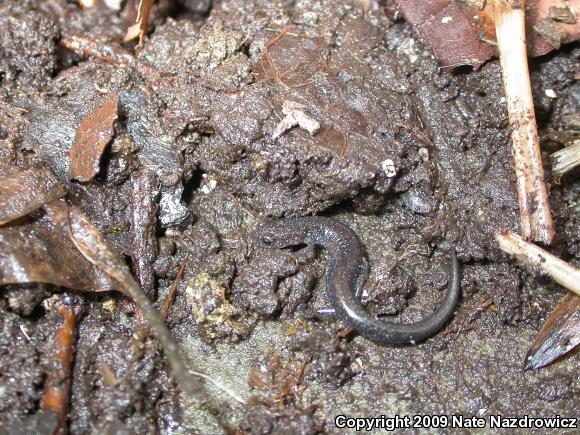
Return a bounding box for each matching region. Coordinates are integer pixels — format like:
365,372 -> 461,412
394,0 -> 580,68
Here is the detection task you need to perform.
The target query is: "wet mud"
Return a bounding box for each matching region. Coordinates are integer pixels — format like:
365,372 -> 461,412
0,0 -> 578,433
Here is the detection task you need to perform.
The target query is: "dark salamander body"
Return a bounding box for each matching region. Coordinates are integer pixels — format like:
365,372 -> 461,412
253,216 -> 460,344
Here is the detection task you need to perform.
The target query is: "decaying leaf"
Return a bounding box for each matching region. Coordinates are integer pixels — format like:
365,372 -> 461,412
394,0 -> 496,68
0,164 -> 65,225
0,215 -> 99,291
394,0 -> 580,68
68,92 -> 119,182
124,0 -> 154,45
526,0 -> 580,56
45,200 -> 199,394
46,200 -> 130,283
525,293 -> 580,370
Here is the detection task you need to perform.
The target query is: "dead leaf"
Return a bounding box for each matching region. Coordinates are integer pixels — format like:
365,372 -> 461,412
68,93 -> 119,182
525,293 -> 580,370
0,164 -> 65,225
395,0 -> 496,68
45,200 -> 199,393
394,0 -> 580,68
526,0 -> 580,56
44,201 -> 129,286
1,191 -> 196,392
0,215 -> 99,291
124,0 -> 154,45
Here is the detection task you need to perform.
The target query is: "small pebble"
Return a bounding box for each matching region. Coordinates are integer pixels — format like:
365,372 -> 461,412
381,159 -> 397,177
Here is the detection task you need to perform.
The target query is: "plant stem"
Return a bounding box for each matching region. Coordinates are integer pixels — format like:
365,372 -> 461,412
497,230 -> 580,296
494,0 -> 556,245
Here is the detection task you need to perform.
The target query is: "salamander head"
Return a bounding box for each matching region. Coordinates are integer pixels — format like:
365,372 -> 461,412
252,219 -> 309,249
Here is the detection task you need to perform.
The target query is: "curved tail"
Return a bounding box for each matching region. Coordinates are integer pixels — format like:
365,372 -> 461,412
337,249 -> 460,344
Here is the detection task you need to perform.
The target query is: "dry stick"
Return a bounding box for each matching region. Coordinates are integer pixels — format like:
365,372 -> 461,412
496,230 -> 580,296
41,301 -> 79,435
60,34 -> 134,68
123,278 -> 198,391
124,273 -> 246,403
494,0 -> 556,245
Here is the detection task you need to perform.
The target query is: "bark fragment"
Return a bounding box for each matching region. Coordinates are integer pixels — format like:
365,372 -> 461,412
124,0 -> 154,45
68,93 -> 119,182
130,170 -> 159,298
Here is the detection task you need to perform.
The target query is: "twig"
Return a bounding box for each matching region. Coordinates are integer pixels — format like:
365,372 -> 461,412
59,33 -> 134,68
108,264 -> 198,392
41,298 -> 80,435
44,200 -> 198,394
59,33 -> 162,82
130,171 -> 159,301
160,259 -> 188,321
59,204 -> 246,405
493,0 -> 556,245
496,230 -> 580,296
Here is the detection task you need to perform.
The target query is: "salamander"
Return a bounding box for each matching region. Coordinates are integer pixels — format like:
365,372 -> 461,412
252,216 -> 460,344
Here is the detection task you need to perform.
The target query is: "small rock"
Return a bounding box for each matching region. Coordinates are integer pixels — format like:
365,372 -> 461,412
158,189 -> 191,227
186,273 -> 252,342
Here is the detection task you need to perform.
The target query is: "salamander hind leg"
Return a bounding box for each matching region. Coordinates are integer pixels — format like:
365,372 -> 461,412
354,256 -> 369,300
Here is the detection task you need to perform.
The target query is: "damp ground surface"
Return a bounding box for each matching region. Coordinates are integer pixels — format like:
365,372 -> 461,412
0,1 -> 578,434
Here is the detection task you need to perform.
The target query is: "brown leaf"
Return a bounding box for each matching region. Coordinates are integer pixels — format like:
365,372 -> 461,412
0,215 -> 99,291
68,93 -> 119,182
44,200 -> 130,285
2,199 -> 197,393
395,0 -> 496,68
394,0 -> 580,68
526,0 -> 580,56
45,201 -> 199,393
525,293 -> 580,370
0,164 -> 65,225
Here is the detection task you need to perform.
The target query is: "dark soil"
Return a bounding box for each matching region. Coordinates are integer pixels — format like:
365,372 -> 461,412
0,0 -> 578,434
